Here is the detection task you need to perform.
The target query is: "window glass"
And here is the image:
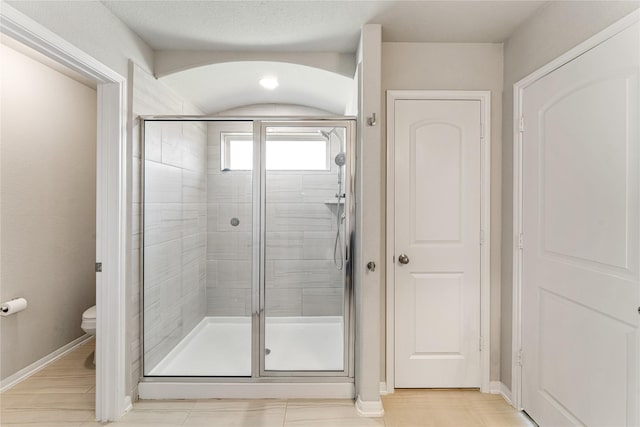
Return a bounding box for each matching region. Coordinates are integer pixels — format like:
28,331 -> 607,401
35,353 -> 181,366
221,133 -> 329,171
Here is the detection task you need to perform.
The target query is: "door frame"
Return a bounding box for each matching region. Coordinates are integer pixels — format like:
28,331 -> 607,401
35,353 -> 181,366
511,9 -> 640,411
385,90 -> 491,393
0,5 -> 129,421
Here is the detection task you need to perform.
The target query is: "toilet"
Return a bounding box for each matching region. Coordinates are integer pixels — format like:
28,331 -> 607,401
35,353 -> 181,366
81,305 -> 96,336
81,305 -> 96,364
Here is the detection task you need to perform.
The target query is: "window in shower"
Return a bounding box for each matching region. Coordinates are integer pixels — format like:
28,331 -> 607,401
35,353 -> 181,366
221,131 -> 330,171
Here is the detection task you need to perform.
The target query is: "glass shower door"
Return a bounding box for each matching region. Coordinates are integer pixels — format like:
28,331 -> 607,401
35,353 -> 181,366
261,122 -> 352,374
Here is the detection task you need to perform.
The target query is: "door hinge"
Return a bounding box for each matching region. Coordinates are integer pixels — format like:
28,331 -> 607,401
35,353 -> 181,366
519,116 -> 525,133
480,229 -> 485,246
517,348 -> 524,366
518,233 -> 524,249
480,122 -> 485,139
95,262 -> 102,273
479,337 -> 483,352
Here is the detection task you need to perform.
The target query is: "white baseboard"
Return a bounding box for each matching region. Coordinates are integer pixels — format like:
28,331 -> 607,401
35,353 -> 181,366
379,381 -> 390,395
0,334 -> 93,392
489,381 -> 513,406
123,396 -> 133,414
355,395 -> 385,417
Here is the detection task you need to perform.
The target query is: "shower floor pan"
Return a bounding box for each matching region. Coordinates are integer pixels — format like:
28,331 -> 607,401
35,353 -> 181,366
148,316 -> 344,376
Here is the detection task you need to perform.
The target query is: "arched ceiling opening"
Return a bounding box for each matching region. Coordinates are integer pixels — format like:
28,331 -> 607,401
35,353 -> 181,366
159,61 -> 355,115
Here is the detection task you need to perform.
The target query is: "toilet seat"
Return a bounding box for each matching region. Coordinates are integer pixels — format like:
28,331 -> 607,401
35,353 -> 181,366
81,305 -> 96,331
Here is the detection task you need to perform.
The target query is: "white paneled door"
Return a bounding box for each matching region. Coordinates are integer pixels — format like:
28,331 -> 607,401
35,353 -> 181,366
393,99 -> 482,388
521,21 -> 639,426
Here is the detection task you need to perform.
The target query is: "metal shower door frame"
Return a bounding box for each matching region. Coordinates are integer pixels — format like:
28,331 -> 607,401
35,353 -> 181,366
256,119 -> 356,378
139,116 -> 355,382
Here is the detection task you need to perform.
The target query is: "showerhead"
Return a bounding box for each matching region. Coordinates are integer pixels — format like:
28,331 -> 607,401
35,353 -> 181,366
334,152 -> 346,167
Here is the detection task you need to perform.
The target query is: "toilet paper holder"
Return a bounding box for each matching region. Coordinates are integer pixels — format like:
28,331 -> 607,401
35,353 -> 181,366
1,298 -> 28,316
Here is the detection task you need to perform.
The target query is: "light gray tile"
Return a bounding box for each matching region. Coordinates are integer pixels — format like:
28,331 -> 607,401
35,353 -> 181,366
132,118 -> 142,160
184,407 -> 285,427
207,232 -> 252,260
265,288 -> 302,316
183,233 -> 206,265
207,144 -> 222,173
192,399 -> 286,412
144,239 -> 182,285
209,203 -> 253,232
207,260 -> 253,290
182,123 -> 207,172
303,231 -> 335,260
143,121 -> 162,163
117,409 -> 189,425
206,288 -> 250,316
133,68 -> 183,116
161,121 -> 183,168
183,170 -> 206,203
302,288 -> 344,316
208,172 -> 252,203
266,203 -> 332,232
284,400 -> 383,427
144,203 -> 182,246
265,174 -> 304,203
132,157 -> 142,204
145,161 -> 182,203
265,231 -> 304,260
301,173 -> 339,203
268,260 -> 343,288
181,260 -> 201,295
183,203 -> 206,237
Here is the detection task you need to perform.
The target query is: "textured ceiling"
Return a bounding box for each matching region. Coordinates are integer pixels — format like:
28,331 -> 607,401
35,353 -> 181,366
102,1 -> 548,52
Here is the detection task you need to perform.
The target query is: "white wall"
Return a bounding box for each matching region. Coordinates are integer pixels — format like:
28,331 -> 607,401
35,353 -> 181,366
500,0 -> 640,391
6,0 -> 154,77
382,42 -> 504,381
0,42 -> 97,380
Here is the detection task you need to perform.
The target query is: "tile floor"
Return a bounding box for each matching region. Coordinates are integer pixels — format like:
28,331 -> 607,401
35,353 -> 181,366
0,339 -> 534,426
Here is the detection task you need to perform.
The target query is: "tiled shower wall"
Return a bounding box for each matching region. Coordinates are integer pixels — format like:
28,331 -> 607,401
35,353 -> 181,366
142,120 -> 207,370
131,65 -> 206,383
206,123 -> 345,317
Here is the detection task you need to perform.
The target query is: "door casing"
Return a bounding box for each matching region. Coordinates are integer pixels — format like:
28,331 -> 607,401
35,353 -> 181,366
0,4 -> 129,421
385,90 -> 491,394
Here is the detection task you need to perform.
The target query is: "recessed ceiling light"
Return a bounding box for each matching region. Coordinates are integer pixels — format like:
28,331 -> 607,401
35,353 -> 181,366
259,77 -> 279,90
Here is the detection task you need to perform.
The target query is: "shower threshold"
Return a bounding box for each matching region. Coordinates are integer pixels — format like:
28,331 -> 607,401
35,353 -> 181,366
140,316 -> 353,399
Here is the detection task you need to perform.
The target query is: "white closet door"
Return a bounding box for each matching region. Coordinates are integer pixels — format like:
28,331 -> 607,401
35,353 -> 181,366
521,21 -> 639,426
394,99 -> 481,388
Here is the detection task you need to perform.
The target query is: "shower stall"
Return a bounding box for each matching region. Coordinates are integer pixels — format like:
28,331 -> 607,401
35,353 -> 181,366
139,118 -> 355,397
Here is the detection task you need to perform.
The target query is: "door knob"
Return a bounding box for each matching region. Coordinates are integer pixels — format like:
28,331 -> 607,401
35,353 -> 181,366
398,254 -> 410,265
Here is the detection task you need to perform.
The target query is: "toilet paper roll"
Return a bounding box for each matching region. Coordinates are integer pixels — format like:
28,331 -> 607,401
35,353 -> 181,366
1,298 -> 28,316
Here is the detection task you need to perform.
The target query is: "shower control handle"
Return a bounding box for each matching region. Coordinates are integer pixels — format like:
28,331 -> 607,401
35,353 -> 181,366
398,254 -> 410,265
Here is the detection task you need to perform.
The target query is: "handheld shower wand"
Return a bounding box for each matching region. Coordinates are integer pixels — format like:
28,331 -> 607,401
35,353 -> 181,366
321,129 -> 347,271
